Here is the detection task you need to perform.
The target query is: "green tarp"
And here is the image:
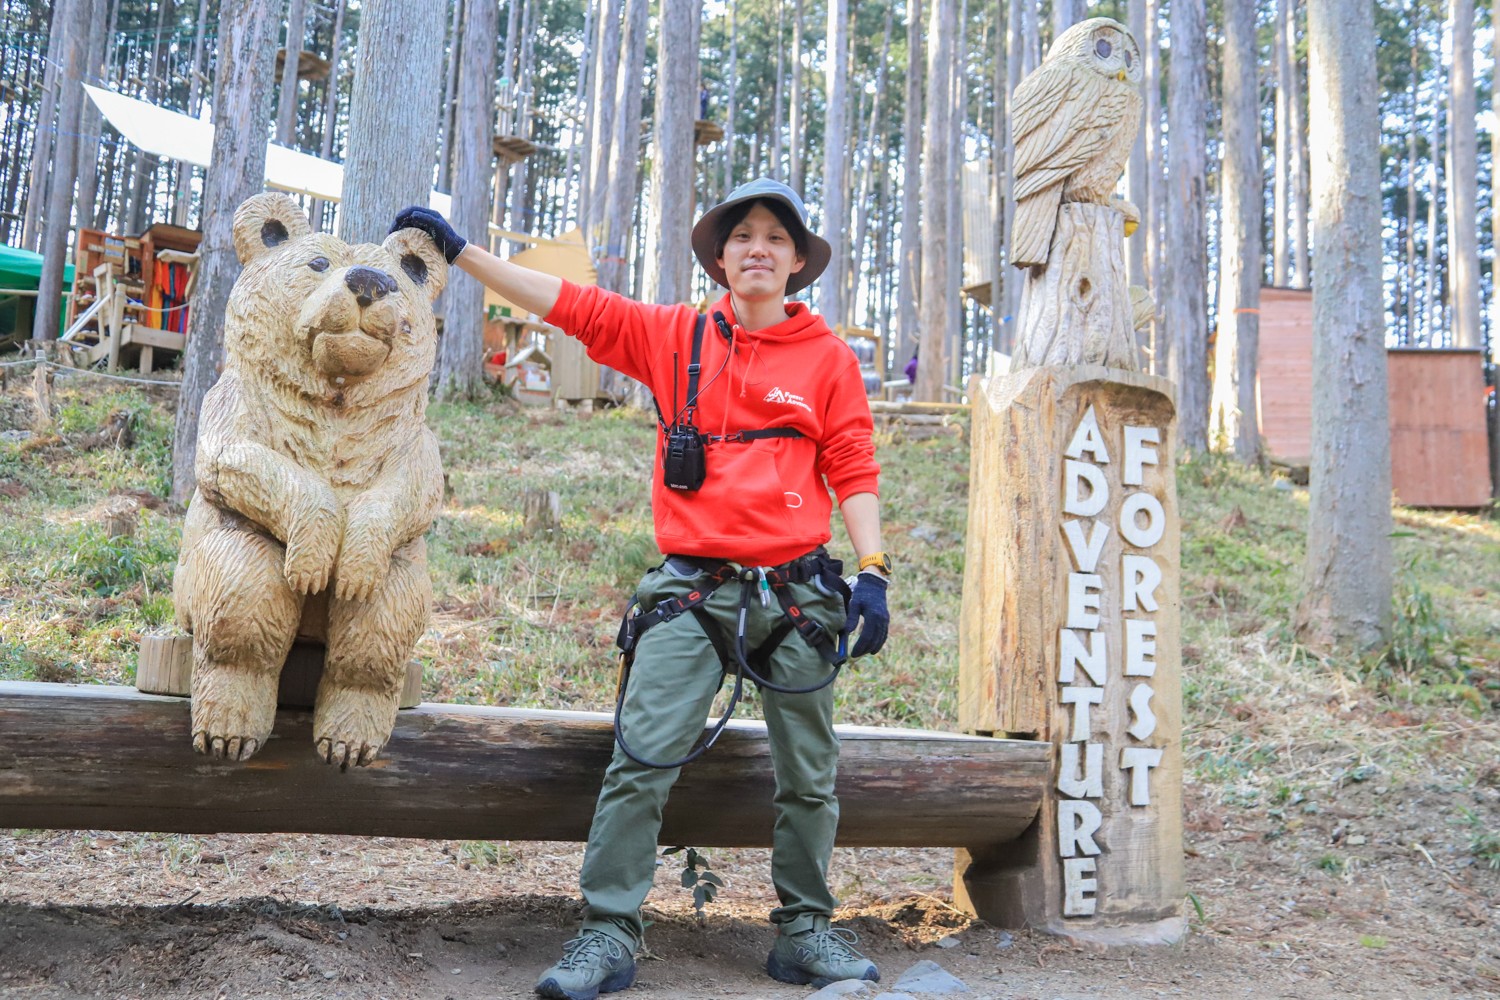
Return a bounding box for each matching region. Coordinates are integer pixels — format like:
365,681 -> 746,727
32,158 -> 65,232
0,244 -> 76,342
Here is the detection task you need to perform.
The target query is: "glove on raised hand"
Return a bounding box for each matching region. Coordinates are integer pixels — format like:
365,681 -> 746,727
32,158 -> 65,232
843,571 -> 889,658
390,206 -> 467,264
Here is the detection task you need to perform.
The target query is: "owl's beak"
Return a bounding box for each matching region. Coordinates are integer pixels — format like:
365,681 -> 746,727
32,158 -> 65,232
1117,70 -> 1127,82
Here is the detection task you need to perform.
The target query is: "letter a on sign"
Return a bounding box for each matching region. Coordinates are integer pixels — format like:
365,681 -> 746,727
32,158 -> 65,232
1065,406 -> 1111,464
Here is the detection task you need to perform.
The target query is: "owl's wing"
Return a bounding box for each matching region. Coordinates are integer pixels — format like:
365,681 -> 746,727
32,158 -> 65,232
1011,62 -> 1114,202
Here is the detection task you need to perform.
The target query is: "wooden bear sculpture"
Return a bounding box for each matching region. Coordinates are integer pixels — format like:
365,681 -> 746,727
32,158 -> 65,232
173,193 -> 446,767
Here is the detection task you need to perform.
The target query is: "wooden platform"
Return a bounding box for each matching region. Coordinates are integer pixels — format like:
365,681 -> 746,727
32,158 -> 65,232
0,681 -> 1048,847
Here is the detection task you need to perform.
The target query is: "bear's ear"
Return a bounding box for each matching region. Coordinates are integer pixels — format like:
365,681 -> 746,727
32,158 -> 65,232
232,193 -> 313,265
383,227 -> 449,302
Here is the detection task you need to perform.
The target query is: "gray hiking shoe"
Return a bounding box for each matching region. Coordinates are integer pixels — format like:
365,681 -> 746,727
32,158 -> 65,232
765,924 -> 879,987
535,929 -> 637,1000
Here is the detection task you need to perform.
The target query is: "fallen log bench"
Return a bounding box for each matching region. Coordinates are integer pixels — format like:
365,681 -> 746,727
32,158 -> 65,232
0,681 -> 1049,848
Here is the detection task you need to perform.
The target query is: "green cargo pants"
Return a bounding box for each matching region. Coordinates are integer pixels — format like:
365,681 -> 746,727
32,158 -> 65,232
579,554 -> 848,951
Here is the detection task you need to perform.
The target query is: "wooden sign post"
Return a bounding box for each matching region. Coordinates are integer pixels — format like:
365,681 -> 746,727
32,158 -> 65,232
955,17 -> 1184,943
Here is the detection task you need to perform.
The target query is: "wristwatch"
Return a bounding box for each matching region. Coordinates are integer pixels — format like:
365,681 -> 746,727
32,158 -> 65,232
857,552 -> 893,576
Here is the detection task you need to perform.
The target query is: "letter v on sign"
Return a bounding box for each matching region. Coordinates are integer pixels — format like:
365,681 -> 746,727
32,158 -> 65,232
1062,519 -> 1109,573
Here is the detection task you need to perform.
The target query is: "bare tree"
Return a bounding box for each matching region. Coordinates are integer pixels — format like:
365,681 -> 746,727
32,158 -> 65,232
75,0 -> 112,231
642,0 -> 703,306
1492,0 -> 1500,498
276,0 -> 309,147
21,8 -> 68,251
1163,0 -> 1209,451
821,0 -> 849,326
171,0 -> 280,502
1272,0 -> 1292,285
898,0 -> 923,364
581,0 -> 620,227
436,0 -> 464,191
1295,0 -> 1391,652
435,0 -> 498,400
31,0 -> 94,344
1124,0 -> 1149,291
789,0 -> 805,192
310,0 -> 349,232
1447,0 -> 1479,349
598,0 -> 649,293
340,0 -> 446,244
1144,0 -> 1163,341
915,0 -> 956,402
1051,0 -> 1083,37
1286,0 -> 1309,287
1210,0 -> 1262,461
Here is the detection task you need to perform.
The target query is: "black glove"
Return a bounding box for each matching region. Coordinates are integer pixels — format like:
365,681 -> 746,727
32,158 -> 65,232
843,571 -> 889,658
390,206 -> 467,264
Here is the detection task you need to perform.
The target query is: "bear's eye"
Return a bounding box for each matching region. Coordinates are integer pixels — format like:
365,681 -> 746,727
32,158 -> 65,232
400,252 -> 428,285
308,257 -> 330,272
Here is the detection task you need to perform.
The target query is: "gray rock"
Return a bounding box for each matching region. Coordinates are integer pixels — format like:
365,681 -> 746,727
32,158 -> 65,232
994,930 -> 1014,949
870,993 -> 918,1000
809,981 -> 879,999
892,959 -> 972,994
0,430 -> 30,442
935,935 -> 961,949
909,524 -> 940,544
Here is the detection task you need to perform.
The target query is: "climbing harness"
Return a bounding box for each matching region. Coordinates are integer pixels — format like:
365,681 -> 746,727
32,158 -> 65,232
611,548 -> 851,770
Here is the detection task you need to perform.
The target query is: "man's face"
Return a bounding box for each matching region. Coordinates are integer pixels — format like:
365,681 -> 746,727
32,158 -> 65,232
716,203 -> 807,302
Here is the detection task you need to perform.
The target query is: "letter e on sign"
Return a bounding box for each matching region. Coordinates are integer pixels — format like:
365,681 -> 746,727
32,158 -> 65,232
1063,857 -> 1098,916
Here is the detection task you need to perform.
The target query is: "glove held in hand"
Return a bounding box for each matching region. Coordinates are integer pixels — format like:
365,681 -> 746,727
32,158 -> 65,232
390,206 -> 467,264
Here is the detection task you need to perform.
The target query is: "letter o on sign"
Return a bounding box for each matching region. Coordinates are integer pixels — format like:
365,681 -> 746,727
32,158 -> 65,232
1118,492 -> 1165,549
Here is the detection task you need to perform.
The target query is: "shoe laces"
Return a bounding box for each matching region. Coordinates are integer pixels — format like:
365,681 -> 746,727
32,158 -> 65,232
799,926 -> 865,964
557,932 -> 624,971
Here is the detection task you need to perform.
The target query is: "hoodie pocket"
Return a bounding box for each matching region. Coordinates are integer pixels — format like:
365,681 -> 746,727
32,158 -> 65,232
690,441 -> 795,539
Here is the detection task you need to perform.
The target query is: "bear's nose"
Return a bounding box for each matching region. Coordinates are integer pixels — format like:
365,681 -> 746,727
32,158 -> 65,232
345,266 -> 398,307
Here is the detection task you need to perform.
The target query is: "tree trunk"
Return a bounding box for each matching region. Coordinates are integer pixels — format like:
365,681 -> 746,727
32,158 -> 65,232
1144,0 -> 1163,365
1272,0 -> 1291,285
583,0 -> 621,230
171,0 -> 280,503
789,0 -> 805,193
435,0 -> 498,401
1210,0 -> 1261,462
725,0 -> 738,192
310,0 -> 349,232
1162,0 -> 1208,451
1424,35 -> 1443,345
770,0 -> 783,182
31,0 -> 93,344
276,0 -> 308,147
898,0 -> 923,364
507,0 -> 538,239
916,0 -> 955,402
642,0 -> 702,307
341,0 -> 445,244
1447,0 -> 1479,349
1124,0 -> 1148,292
1404,25 -> 1419,343
76,0 -> 112,232
946,0 -> 966,386
1051,0 -> 1083,38
436,0 -> 464,192
821,0 -> 849,324
598,0 -> 649,294
1295,0 -> 1391,653
21,7 -> 68,251
1491,0 -> 1500,498
1287,0 -> 1309,287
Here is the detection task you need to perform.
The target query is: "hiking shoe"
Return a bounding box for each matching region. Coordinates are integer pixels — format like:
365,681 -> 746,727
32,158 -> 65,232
765,924 -> 879,987
535,930 -> 637,1000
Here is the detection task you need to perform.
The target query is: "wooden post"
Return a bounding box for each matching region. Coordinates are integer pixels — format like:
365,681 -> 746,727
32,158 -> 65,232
956,18 -> 1182,944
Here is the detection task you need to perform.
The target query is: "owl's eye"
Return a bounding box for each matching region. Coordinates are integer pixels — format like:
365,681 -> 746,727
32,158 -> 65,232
1123,50 -> 1133,69
1095,38 -> 1113,59
308,257 -> 330,272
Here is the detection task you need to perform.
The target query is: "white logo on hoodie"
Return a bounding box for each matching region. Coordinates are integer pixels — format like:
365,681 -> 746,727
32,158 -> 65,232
764,386 -> 812,413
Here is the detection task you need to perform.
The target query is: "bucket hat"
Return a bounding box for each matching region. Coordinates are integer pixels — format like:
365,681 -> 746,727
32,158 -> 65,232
691,178 -> 832,295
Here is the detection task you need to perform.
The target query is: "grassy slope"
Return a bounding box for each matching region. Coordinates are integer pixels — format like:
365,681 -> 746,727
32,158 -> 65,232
1,382 -> 1496,857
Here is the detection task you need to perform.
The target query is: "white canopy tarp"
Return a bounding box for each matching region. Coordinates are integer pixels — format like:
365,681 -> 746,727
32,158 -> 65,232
83,85 -> 553,245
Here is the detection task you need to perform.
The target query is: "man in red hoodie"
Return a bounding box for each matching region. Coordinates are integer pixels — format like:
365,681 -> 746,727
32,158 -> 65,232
393,178 -> 890,1000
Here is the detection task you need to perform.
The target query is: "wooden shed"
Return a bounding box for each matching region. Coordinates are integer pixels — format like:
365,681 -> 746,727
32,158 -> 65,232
1255,286 -> 1493,508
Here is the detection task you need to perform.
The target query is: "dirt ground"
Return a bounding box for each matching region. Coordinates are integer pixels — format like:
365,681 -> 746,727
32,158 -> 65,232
3,768 -> 1497,1000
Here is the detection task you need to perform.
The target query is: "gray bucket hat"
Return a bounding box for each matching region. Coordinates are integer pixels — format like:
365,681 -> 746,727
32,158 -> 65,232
691,178 -> 832,295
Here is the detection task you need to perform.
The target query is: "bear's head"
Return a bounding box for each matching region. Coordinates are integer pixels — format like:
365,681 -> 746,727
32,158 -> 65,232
225,193 -> 449,400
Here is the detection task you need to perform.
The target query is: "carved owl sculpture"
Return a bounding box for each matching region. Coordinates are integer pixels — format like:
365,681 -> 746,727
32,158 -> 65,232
1010,17 -> 1144,269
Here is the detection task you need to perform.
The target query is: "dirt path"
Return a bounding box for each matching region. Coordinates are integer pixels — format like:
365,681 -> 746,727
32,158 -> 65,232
4,772 -> 1497,1000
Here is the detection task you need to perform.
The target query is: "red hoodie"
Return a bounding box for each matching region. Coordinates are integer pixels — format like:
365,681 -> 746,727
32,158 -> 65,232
545,281 -> 879,566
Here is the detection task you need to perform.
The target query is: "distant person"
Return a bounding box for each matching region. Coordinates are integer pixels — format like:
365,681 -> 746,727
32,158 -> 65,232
391,177 -> 890,999
699,82 -> 710,120
904,348 -> 918,384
